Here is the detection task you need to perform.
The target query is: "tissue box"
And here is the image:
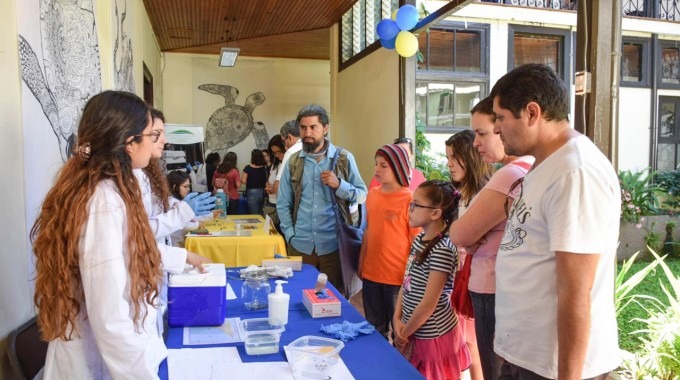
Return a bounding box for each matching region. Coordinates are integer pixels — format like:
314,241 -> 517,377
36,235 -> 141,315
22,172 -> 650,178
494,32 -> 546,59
302,289 -> 341,318
168,263 -> 226,327
262,257 -> 303,271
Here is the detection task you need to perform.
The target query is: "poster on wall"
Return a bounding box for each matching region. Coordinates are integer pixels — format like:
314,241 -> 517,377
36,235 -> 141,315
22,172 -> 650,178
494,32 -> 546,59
113,0 -> 135,92
16,0 -> 102,244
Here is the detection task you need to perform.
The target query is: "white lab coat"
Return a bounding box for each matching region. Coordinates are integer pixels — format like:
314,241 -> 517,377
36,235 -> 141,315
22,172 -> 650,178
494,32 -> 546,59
43,180 -> 167,379
133,169 -> 194,274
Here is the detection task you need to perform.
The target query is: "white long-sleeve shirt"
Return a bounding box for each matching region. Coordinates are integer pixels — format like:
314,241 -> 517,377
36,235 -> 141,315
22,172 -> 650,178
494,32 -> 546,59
44,180 -> 166,379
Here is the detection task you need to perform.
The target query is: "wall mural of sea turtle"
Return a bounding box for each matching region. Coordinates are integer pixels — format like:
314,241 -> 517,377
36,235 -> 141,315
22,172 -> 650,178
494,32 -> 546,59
199,84 -> 270,154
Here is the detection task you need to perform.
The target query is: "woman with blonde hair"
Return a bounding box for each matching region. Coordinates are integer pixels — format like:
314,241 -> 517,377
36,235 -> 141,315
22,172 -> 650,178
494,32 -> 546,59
31,91 -> 166,378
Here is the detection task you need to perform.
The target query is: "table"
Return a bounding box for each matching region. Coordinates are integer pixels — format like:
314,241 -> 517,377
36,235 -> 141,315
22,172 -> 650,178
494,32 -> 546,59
159,265 -> 423,379
184,215 -> 287,267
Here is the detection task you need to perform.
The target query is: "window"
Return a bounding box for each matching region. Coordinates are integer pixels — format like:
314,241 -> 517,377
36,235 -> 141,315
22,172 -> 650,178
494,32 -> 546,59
418,29 -> 483,72
659,40 -> 680,88
339,0 -> 398,67
416,82 -> 483,132
620,37 -> 650,87
657,97 -> 680,170
416,22 -> 489,133
508,25 -> 572,85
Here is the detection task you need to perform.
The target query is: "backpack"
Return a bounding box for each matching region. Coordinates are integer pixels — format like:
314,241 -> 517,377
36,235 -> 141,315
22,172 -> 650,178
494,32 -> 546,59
287,148 -> 359,227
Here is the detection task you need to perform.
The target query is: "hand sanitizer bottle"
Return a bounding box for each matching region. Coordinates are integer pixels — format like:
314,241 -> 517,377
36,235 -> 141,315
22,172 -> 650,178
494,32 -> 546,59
268,280 -> 290,325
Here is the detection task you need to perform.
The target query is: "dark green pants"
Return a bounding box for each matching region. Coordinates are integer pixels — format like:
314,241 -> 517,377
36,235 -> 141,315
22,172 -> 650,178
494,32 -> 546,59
287,244 -> 344,296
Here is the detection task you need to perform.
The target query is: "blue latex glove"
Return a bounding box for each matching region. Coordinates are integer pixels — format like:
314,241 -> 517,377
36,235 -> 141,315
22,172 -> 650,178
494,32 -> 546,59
186,163 -> 193,172
320,321 -> 375,342
194,161 -> 201,167
183,192 -> 216,216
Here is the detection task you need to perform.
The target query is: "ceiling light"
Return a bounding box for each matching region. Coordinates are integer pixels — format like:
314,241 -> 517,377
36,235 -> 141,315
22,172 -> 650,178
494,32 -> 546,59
219,47 -> 240,67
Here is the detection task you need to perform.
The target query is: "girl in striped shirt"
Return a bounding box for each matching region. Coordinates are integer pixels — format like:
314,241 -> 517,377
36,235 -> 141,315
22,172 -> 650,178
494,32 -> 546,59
393,180 -> 471,379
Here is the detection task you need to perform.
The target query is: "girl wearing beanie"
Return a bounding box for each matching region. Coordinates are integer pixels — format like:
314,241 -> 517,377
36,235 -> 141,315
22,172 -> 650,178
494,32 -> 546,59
358,144 -> 421,339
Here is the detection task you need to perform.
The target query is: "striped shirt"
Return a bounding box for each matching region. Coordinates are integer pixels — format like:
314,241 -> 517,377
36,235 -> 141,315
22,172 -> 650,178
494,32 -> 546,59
400,232 -> 458,339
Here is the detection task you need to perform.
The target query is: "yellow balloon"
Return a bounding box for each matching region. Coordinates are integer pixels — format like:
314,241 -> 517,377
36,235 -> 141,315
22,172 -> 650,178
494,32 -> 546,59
395,31 -> 418,58
391,9 -> 398,20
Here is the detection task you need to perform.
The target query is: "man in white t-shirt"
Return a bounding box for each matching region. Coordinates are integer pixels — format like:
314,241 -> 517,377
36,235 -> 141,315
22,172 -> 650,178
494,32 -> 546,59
491,64 -> 621,380
272,119 -> 302,195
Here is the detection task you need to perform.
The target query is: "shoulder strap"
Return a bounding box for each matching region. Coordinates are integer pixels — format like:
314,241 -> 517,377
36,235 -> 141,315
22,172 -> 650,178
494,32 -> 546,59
329,149 -> 344,227
289,151 -> 304,224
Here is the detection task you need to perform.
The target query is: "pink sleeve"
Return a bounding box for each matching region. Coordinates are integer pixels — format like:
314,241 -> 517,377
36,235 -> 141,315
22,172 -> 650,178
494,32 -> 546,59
484,163 -> 530,199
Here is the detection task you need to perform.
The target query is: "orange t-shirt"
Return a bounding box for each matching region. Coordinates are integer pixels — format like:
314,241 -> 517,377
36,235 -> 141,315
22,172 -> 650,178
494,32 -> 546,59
361,186 -> 421,285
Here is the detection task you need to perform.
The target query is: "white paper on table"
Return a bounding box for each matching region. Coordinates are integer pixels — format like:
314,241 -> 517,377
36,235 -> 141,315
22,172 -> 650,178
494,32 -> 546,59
167,347 -> 241,380
226,283 -> 236,300
210,361 -> 293,380
182,317 -> 243,345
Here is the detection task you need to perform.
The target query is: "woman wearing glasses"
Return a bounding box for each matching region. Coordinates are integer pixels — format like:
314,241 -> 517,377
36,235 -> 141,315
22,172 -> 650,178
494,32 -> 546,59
448,97 -> 534,380
32,91 -> 167,378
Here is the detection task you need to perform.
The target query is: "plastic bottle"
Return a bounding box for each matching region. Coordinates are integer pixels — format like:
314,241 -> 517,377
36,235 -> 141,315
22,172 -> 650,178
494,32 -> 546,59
268,280 -> 290,325
214,189 -> 228,218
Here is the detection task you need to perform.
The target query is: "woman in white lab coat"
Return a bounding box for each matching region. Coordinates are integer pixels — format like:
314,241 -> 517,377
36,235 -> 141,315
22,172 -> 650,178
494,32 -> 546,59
31,91 -> 167,379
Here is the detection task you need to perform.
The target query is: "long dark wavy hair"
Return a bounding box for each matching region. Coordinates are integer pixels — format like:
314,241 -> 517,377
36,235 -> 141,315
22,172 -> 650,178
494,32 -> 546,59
31,91 -> 162,340
445,130 -> 494,206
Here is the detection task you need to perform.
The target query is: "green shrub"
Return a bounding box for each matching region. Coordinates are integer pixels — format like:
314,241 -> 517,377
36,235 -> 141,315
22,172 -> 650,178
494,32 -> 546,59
414,116 -> 449,181
619,169 -> 660,225
655,170 -> 680,211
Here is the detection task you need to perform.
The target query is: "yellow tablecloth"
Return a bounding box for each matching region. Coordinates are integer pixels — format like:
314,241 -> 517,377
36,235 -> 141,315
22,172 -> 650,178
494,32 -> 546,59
184,215 -> 287,267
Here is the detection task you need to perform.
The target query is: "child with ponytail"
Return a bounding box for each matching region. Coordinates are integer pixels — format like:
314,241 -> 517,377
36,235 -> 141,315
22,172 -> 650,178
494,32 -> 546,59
393,180 -> 471,379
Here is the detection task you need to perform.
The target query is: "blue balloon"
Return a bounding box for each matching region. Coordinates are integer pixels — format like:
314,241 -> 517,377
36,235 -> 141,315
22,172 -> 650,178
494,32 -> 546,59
380,37 -> 396,50
396,4 -> 419,31
376,19 -> 400,41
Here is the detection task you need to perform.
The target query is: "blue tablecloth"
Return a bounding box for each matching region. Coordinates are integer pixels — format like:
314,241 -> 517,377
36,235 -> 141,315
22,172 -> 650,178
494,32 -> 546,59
159,264 -> 423,379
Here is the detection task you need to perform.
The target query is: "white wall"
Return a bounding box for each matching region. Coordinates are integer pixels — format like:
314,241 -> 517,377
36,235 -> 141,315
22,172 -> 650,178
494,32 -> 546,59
619,88 -> 653,171
161,53 -> 331,168
0,0 -> 32,377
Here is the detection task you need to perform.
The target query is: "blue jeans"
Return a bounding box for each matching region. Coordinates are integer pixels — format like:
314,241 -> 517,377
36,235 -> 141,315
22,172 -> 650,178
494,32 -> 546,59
246,188 -> 264,215
362,279 -> 400,339
470,291 -> 503,380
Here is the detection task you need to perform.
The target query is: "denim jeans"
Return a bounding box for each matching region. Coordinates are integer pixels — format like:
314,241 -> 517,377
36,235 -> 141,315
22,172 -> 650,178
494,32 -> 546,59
362,279 -> 400,339
246,188 -> 264,215
470,290 -> 503,380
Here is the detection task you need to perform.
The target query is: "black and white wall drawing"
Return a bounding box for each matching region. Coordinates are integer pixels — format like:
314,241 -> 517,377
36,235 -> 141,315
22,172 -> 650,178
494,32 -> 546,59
18,0 -> 102,162
113,0 -> 135,92
200,84 -> 270,154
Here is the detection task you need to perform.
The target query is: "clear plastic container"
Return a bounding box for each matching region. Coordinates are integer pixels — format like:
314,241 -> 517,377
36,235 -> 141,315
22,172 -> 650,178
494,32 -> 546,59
285,336 -> 345,379
240,318 -> 285,355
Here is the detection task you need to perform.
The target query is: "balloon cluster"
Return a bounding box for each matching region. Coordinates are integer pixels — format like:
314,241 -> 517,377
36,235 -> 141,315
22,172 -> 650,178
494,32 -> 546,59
376,4 -> 419,58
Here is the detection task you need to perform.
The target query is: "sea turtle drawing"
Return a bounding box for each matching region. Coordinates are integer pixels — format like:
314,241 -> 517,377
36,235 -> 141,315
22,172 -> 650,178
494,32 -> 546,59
199,84 -> 270,152
18,0 -> 101,161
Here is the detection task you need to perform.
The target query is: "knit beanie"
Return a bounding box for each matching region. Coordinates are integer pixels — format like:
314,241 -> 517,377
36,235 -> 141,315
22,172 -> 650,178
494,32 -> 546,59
376,144 -> 411,187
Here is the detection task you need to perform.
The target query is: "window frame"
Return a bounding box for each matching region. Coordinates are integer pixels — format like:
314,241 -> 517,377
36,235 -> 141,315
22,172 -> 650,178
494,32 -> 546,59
657,39 -> 680,90
416,21 -> 490,134
417,21 -> 490,76
656,96 -> 680,170
620,36 -> 651,88
338,0 -> 399,72
507,24 -> 572,88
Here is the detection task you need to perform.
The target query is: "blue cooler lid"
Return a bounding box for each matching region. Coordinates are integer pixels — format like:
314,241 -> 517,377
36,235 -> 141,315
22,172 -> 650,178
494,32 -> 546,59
169,263 -> 226,287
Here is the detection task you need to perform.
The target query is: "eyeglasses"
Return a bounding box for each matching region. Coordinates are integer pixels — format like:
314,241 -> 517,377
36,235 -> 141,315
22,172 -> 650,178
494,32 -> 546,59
504,177 -> 525,219
134,130 -> 162,143
180,184 -> 191,189
409,202 -> 438,213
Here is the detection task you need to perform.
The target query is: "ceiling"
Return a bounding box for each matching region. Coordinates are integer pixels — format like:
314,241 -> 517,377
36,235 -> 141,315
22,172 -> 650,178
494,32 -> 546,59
141,0 -> 358,60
